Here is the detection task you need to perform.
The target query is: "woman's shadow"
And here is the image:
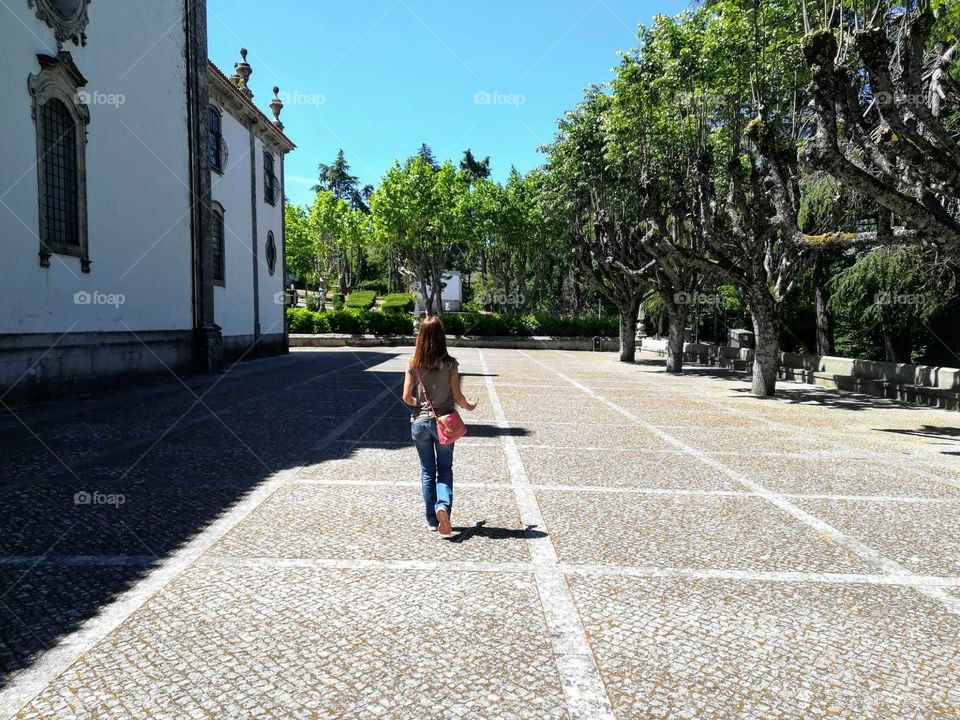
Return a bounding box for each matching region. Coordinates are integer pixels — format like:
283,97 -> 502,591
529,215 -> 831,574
447,520 -> 547,543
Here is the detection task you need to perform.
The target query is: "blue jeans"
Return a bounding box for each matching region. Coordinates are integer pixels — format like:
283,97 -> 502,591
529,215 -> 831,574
412,419 -> 455,526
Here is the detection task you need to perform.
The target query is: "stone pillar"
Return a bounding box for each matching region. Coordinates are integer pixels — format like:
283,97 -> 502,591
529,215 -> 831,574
184,0 -> 222,373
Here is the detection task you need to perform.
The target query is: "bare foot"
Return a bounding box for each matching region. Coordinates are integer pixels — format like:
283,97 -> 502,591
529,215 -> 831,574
436,507 -> 452,537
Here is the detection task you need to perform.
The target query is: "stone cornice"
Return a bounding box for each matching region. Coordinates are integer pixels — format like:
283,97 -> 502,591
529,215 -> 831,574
206,61 -> 295,155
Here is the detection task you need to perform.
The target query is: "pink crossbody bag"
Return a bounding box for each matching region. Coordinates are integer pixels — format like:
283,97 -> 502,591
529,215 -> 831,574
414,368 -> 467,445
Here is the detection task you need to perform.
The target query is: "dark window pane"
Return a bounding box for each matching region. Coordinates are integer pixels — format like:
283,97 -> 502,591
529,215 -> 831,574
40,99 -> 79,248
263,152 -> 276,205
208,109 -> 222,171
212,213 -> 225,282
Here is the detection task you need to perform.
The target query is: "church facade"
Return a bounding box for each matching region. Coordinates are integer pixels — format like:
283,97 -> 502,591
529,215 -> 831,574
0,0 -> 294,403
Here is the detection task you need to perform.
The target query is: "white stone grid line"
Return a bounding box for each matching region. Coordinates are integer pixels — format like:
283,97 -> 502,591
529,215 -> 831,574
194,555 -> 960,589
519,350 -> 960,618
477,349 -> 616,720
0,382 -> 397,720
291,478 -> 960,504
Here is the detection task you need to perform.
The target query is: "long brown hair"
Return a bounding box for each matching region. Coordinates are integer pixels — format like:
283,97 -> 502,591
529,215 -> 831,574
411,316 -> 454,370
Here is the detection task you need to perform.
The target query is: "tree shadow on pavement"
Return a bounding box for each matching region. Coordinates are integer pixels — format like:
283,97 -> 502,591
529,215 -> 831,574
876,425 -> 960,452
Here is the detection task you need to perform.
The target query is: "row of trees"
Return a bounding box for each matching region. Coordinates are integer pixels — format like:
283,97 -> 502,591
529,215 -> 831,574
286,147 -> 576,316
540,0 -> 959,395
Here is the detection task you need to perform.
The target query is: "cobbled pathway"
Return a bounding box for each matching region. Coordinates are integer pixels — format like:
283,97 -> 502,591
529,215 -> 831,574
2,347 -> 960,719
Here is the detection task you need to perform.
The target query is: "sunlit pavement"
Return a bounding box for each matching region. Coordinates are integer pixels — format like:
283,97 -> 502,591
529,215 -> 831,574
2,347 -> 960,719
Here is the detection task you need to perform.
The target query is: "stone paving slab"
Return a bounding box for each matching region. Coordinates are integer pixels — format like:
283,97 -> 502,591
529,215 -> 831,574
15,566 -> 568,720
518,448 -> 741,491
791,498 -> 960,576
517,421 -> 674,451
568,574 -> 960,720
730,455 -> 960,498
645,425 -> 825,453
210,483 -> 531,563
298,443 -> 513,485
535,490 -> 875,572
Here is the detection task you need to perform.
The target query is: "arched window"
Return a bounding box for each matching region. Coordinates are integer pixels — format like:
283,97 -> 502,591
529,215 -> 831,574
29,53 -> 90,271
209,107 -> 225,173
211,202 -> 226,286
265,231 -> 277,276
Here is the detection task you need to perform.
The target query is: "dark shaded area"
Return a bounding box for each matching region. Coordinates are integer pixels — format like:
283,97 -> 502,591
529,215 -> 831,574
0,350 -> 529,687
448,520 -> 547,544
876,425 -> 960,451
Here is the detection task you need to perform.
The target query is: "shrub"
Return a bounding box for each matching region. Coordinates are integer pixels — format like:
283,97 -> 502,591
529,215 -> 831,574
287,309 -> 617,338
331,295 -> 345,311
324,309 -> 364,334
287,308 -> 314,334
345,290 -> 377,309
311,312 -> 331,334
365,311 -> 414,336
381,292 -> 416,313
438,312 -> 618,337
356,279 -> 390,295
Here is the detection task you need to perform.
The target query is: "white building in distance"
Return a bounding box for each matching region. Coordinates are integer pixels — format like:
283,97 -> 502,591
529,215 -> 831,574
0,0 -> 295,403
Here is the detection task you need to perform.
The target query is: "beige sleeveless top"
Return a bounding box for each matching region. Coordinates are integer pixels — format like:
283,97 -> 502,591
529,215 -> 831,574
407,357 -> 458,423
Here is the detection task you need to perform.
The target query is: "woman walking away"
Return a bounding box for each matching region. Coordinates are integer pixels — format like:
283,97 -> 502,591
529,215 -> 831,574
402,316 -> 477,537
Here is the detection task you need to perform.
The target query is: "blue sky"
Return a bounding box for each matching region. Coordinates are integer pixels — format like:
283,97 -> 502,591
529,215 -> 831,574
207,0 -> 690,208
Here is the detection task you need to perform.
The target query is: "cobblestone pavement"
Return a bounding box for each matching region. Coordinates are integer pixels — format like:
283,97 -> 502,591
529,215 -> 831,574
2,347 -> 960,719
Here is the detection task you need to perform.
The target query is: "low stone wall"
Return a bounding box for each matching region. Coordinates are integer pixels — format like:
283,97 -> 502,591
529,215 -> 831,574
641,338 -> 960,410
291,334 -> 621,352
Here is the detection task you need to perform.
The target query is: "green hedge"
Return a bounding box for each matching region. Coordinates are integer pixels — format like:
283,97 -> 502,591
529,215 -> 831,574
381,293 -> 416,313
344,290 -> 378,309
287,308 -> 413,336
288,308 -> 617,338
356,279 -> 390,295
440,313 -> 618,337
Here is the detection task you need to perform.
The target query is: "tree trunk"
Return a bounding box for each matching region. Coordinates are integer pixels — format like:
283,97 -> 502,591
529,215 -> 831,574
882,323 -> 913,364
665,304 -> 687,374
747,297 -> 780,397
388,250 -> 402,293
618,300 -> 640,363
812,253 -> 835,356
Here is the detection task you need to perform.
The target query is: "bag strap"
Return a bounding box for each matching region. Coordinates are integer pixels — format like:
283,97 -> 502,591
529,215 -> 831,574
413,368 -> 438,419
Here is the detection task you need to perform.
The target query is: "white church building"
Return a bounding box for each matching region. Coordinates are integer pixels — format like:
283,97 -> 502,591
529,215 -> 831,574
0,0 -> 295,403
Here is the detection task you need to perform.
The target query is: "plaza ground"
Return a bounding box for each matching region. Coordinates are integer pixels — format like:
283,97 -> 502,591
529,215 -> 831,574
1,347 -> 960,718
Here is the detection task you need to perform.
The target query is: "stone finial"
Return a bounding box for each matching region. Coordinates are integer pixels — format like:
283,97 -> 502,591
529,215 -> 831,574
269,86 -> 285,131
231,48 -> 254,100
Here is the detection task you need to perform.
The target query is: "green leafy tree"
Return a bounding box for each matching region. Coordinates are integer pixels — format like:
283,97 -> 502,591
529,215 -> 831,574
370,158 -> 472,315
460,149 -> 491,181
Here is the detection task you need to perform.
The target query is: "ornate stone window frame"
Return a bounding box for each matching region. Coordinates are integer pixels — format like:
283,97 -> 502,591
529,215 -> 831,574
29,51 -> 91,272
28,0 -> 92,48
